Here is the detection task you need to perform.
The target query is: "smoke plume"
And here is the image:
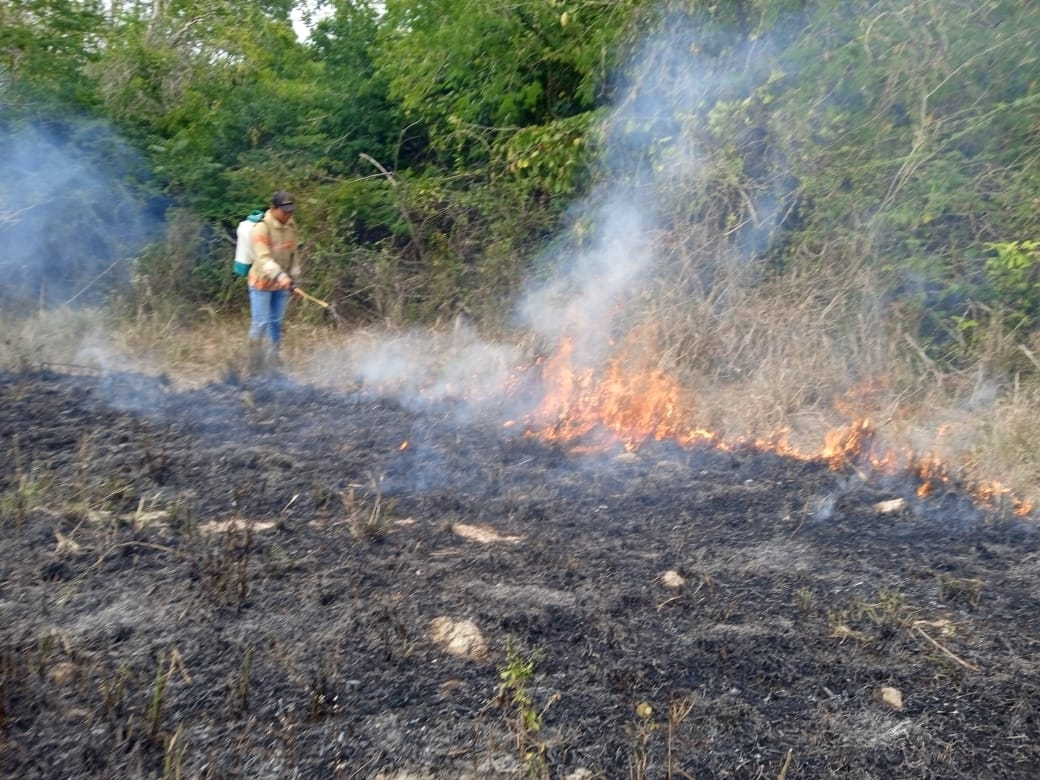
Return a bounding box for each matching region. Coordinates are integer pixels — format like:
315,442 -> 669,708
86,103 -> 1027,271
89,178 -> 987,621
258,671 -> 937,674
0,121 -> 161,312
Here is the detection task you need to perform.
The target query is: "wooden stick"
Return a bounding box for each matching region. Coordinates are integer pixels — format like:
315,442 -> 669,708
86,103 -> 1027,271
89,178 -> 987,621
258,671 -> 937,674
913,624 -> 980,672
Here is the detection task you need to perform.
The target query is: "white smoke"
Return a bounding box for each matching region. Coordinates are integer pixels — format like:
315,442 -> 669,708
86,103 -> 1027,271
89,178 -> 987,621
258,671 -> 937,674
306,319 -> 522,415
514,21 -> 786,366
0,122 -> 160,312
518,198 -> 650,363
315,17 -> 791,414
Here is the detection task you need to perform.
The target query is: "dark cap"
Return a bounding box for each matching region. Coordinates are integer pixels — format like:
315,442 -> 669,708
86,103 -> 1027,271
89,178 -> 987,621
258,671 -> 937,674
272,191 -> 296,213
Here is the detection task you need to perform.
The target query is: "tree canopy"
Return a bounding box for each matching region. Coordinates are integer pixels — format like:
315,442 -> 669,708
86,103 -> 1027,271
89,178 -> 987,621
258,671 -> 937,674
3,0 -> 1040,351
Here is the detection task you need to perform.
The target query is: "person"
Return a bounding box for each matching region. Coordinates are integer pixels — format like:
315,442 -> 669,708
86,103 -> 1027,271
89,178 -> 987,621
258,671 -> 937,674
248,191 -> 301,371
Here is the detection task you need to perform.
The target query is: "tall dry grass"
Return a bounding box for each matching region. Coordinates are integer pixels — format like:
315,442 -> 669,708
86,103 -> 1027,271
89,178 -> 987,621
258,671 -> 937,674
4,265 -> 1040,511
641,241 -> 1040,509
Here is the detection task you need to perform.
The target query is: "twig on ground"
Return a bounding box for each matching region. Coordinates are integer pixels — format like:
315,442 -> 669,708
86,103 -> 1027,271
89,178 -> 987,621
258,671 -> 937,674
912,621 -> 980,672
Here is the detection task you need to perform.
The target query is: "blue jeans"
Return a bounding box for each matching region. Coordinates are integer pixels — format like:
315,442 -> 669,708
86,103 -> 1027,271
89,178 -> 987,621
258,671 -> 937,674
248,286 -> 290,350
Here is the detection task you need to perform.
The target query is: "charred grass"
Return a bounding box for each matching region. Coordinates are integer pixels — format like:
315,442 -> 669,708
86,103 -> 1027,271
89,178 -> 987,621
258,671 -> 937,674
2,367 -> 1040,777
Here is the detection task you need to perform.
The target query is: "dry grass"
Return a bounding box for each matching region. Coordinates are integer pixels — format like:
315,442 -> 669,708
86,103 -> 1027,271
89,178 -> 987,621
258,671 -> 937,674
0,305 -> 343,389
4,279 -> 1040,511
641,252 -> 1040,509
0,307 -> 117,373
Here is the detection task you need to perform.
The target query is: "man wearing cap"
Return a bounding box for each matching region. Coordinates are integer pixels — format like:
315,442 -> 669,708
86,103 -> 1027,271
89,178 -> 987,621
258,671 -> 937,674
248,191 -> 300,370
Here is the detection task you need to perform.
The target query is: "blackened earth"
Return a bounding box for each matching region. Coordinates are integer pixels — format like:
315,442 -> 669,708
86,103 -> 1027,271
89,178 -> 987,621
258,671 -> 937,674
2,369 -> 1040,779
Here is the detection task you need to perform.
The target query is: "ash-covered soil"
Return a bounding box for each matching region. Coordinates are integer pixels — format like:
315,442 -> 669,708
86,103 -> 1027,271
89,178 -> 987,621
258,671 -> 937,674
2,368 -> 1040,779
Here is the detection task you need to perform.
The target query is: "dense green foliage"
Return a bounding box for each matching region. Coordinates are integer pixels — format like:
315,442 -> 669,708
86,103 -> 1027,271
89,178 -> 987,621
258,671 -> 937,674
3,0 -> 1040,356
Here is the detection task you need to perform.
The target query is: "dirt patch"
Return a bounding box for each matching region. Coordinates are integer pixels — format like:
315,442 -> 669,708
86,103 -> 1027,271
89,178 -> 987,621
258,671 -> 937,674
2,368 -> 1040,778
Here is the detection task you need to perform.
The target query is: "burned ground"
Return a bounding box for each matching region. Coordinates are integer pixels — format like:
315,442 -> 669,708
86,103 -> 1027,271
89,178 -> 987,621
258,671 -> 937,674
2,368 -> 1040,779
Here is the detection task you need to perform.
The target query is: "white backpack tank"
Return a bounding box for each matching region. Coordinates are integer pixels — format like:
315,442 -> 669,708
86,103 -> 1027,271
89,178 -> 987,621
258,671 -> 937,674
233,209 -> 265,276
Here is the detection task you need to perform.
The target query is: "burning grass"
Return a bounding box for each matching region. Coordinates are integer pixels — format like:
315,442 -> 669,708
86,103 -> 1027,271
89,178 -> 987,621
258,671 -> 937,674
3,296 -> 1040,513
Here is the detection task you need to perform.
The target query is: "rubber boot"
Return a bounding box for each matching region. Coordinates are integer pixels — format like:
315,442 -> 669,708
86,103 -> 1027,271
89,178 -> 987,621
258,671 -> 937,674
268,343 -> 283,372
248,339 -> 265,374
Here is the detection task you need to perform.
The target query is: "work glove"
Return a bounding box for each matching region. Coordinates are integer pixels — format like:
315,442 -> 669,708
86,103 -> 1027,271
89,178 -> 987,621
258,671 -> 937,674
274,271 -> 294,291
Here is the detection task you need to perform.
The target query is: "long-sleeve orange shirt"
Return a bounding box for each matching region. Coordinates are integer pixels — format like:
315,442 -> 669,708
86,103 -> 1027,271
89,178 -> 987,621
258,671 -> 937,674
249,210 -> 299,290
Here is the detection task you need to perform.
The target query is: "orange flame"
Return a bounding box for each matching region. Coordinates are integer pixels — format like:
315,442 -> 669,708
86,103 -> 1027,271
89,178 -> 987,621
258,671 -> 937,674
523,337 -> 1033,516
529,336 -> 718,451
821,418 -> 874,470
